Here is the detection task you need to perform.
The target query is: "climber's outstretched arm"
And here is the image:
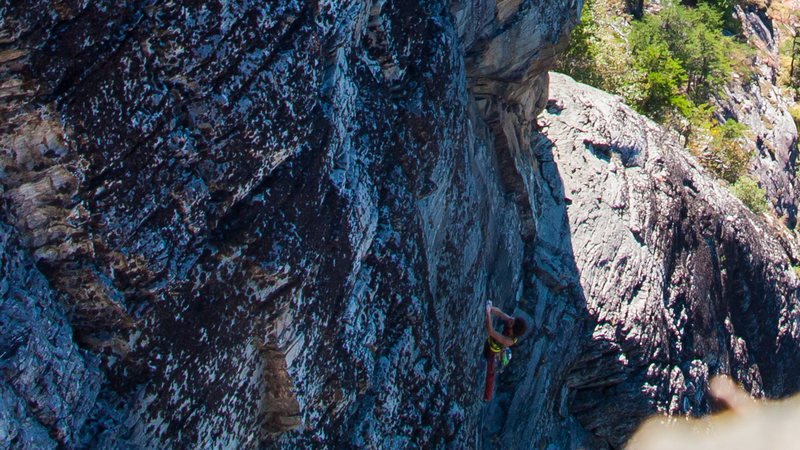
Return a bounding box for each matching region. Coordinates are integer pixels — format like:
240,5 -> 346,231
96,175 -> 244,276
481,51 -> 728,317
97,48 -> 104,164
486,308 -> 515,347
490,306 -> 512,322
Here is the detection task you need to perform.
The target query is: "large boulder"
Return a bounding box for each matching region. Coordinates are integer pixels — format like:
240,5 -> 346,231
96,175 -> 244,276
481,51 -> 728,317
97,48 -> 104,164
542,72 -> 800,447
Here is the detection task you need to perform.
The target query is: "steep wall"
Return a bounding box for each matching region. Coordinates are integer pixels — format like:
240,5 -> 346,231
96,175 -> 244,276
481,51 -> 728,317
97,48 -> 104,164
543,73 -> 800,447
0,0 -> 585,447
0,220 -> 111,449
718,5 -> 800,226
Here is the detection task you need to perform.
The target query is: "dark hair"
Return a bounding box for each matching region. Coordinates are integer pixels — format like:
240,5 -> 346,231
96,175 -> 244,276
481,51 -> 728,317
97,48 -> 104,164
512,317 -> 528,338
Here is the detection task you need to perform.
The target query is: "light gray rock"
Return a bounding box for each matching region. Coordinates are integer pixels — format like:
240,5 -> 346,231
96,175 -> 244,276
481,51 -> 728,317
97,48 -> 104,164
542,72 -> 800,447
717,5 -> 799,227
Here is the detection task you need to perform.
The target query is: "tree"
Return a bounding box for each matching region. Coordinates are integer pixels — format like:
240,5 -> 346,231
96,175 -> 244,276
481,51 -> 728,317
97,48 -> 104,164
731,176 -> 767,214
557,0 -> 648,107
629,3 -> 733,111
705,119 -> 751,183
790,30 -> 800,97
634,41 -> 686,118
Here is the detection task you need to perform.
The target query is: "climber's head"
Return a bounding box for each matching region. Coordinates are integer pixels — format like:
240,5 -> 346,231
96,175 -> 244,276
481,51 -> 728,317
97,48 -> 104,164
512,317 -> 528,338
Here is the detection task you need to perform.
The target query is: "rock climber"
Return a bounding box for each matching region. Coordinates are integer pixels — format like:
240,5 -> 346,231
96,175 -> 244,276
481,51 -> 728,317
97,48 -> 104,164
483,300 -> 528,402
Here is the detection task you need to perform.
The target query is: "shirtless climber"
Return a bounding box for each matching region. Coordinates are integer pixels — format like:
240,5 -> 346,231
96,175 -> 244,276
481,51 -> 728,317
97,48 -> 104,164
483,300 -> 528,402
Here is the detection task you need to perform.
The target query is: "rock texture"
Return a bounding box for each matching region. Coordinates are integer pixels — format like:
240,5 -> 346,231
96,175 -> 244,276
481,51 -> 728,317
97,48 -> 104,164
0,0 -> 585,447
2,1 -> 800,449
0,221 -> 107,449
542,73 -> 800,447
717,5 -> 800,227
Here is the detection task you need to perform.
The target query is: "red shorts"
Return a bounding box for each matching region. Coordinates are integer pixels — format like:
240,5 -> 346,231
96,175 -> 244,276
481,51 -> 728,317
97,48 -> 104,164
483,341 -> 498,401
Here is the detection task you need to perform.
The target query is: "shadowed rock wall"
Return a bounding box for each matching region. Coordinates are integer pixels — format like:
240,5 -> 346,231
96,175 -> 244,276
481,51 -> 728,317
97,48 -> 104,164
1,0 -> 585,447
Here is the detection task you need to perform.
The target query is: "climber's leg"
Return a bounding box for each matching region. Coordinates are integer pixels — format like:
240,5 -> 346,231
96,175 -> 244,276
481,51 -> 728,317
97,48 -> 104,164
483,352 -> 497,402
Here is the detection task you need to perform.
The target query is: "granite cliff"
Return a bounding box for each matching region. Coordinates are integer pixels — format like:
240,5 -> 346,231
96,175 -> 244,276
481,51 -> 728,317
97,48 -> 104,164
2,0 -> 583,447
1,1 -> 800,449
719,4 -> 800,227
544,73 -> 800,447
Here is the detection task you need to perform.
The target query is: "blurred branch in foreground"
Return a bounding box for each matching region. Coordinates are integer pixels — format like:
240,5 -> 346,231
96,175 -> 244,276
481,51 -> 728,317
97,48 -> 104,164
628,375 -> 796,449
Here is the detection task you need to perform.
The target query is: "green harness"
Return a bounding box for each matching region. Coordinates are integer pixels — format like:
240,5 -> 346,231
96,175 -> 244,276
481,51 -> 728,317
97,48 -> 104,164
488,336 -> 517,371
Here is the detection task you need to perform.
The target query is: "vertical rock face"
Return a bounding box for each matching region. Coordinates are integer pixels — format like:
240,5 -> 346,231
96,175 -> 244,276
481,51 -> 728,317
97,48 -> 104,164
0,222 -> 104,448
718,5 -> 799,226
0,0 -> 585,447
542,73 -> 800,447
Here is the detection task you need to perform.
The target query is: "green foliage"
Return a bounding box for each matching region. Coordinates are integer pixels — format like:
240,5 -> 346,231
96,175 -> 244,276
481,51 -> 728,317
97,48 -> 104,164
561,0 -> 763,206
629,3 -> 734,113
558,0 -> 647,106
730,176 -> 768,214
633,41 -> 686,119
700,0 -> 743,35
789,104 -> 800,131
705,119 -> 751,183
677,100 -> 715,131
775,6 -> 800,94
672,98 -> 717,147
560,0 -> 599,84
684,114 -> 752,184
561,0 -> 749,120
